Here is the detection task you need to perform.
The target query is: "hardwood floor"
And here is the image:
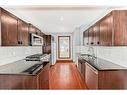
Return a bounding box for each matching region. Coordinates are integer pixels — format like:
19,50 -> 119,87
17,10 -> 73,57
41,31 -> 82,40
49,61 -> 87,90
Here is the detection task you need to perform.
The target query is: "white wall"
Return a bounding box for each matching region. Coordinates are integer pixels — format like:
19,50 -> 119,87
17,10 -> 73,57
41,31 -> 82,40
0,46 -> 42,66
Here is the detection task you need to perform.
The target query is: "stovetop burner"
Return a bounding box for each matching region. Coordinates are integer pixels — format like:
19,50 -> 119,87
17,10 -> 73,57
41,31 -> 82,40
25,54 -> 50,61
26,54 -> 44,58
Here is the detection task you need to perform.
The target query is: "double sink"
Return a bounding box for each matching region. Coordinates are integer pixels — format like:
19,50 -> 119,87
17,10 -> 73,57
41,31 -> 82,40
79,54 -> 97,64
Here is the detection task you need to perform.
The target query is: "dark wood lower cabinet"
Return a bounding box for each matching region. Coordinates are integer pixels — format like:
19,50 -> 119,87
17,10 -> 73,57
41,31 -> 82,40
78,60 -> 82,74
78,58 -> 127,89
81,63 -> 85,80
37,62 -> 49,89
85,63 -> 127,89
0,75 -> 37,89
0,63 -> 50,89
98,71 -> 127,89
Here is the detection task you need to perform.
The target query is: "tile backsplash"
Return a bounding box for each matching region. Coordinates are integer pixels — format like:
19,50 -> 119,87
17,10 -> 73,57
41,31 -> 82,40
76,46 -> 127,67
0,46 -> 42,66
96,46 -> 127,67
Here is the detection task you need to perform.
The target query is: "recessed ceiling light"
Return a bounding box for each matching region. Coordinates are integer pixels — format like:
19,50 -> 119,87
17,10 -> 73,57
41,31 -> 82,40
60,16 -> 64,21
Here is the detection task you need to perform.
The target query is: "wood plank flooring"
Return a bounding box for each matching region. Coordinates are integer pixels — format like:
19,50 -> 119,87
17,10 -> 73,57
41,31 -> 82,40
49,61 -> 87,90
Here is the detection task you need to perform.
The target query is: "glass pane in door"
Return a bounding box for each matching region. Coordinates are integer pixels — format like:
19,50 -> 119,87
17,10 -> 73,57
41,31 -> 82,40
58,36 -> 70,59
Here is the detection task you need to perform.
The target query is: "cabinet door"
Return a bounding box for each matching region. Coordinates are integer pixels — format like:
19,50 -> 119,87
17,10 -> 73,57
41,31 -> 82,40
40,32 -> 45,37
88,28 -> 92,45
1,9 -> 18,46
81,63 -> 85,80
113,11 -> 127,45
43,35 -> 47,46
83,30 -> 89,46
29,24 -> 36,34
92,25 -> 96,45
46,35 -> 51,45
100,13 -> 113,46
36,28 -> 42,36
43,35 -> 51,46
38,63 -> 49,89
86,30 -> 89,45
78,59 -> 82,74
93,23 -> 100,45
18,19 -> 29,46
88,27 -> 94,45
100,18 -> 106,45
85,63 -> 98,89
43,45 -> 51,54
43,35 -> 51,54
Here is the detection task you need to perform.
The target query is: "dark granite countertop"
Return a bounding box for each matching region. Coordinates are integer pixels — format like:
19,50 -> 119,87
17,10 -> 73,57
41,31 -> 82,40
0,59 -> 48,76
0,54 -> 51,76
0,59 -> 44,76
79,54 -> 127,71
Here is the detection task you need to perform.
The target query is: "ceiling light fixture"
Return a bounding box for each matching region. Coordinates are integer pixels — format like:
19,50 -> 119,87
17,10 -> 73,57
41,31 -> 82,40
60,16 -> 64,21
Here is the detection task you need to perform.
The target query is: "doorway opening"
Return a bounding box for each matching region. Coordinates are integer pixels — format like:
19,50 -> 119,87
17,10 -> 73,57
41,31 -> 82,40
58,36 -> 71,59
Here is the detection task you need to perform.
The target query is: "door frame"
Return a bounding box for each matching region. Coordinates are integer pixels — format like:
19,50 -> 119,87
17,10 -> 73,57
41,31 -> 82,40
58,36 -> 71,59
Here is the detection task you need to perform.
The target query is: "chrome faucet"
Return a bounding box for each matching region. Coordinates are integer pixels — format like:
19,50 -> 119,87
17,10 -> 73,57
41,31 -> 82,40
88,46 -> 95,59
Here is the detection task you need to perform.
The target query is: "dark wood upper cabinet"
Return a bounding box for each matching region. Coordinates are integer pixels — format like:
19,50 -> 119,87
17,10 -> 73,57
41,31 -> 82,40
43,35 -> 52,54
0,8 -> 45,46
88,27 -> 94,45
36,28 -> 42,36
46,35 -> 51,45
28,24 -> 36,34
18,19 -> 29,46
83,10 -> 127,46
100,13 -> 113,46
43,35 -> 51,46
88,28 -> 91,45
1,8 -> 18,46
113,10 -> 127,46
93,23 -> 100,45
83,30 -> 89,46
28,24 -> 43,37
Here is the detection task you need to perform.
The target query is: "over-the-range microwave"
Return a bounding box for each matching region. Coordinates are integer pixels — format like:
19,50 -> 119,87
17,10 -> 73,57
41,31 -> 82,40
30,33 -> 43,46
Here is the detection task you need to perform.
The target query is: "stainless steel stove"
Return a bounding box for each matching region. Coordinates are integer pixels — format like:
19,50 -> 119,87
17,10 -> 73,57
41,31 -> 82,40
25,54 -> 50,62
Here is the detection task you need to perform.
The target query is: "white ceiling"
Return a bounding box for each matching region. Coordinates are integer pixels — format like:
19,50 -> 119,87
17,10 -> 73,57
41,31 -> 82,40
1,6 -> 118,34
